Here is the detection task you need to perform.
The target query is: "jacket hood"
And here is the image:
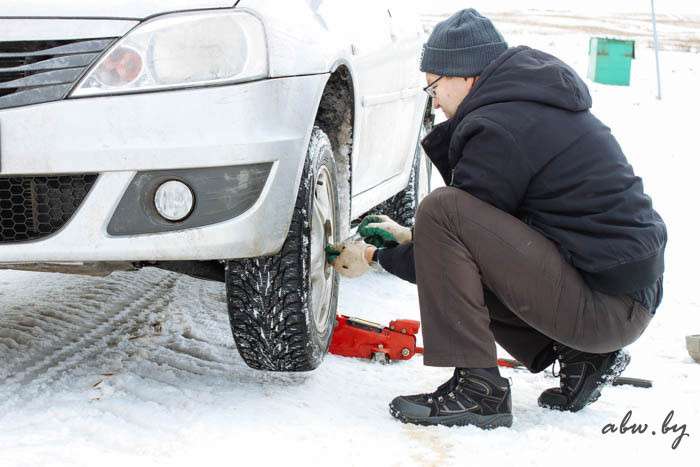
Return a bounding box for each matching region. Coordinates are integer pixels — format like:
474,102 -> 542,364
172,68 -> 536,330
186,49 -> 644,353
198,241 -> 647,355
454,46 -> 592,120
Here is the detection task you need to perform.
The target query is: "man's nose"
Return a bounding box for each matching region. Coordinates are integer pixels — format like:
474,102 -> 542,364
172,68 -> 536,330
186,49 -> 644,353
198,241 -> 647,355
432,98 -> 440,110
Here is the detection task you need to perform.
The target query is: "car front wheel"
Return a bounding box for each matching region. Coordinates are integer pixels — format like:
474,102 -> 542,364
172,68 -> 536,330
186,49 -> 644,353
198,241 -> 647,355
225,127 -> 340,371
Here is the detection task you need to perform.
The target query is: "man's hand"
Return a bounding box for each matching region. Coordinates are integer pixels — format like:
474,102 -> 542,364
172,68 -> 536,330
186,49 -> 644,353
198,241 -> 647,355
359,215 -> 412,248
325,241 -> 375,278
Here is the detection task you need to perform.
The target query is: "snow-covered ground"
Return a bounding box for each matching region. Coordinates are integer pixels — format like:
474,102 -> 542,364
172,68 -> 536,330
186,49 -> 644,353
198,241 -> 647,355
2,3 -> 699,466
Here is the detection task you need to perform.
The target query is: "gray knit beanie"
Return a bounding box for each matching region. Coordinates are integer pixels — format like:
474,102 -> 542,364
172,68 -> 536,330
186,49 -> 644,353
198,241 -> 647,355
420,9 -> 508,77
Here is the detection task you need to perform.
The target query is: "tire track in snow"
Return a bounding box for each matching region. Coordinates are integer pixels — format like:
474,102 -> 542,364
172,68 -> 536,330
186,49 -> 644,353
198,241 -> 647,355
0,269 -> 171,381
107,277 -> 309,401
0,268 -> 309,435
116,278 -> 243,384
0,270 -> 179,416
6,276 -> 177,387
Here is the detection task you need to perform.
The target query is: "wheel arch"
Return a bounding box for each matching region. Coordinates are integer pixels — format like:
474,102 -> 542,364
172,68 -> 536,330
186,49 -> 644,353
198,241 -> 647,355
313,61 -> 356,240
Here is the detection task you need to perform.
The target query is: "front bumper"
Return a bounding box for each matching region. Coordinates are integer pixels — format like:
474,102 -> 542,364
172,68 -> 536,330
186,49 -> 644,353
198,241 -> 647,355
0,74 -> 328,262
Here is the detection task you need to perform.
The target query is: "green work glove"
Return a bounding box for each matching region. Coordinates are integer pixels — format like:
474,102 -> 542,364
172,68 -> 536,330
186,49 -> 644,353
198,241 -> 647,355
325,245 -> 342,264
358,215 -> 412,248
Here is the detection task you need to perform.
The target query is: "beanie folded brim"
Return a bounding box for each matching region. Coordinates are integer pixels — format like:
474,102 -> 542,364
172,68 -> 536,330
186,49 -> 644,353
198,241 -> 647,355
420,41 -> 508,77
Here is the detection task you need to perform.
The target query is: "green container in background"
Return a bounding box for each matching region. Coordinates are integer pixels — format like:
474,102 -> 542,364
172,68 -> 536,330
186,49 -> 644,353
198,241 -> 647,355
587,37 -> 635,86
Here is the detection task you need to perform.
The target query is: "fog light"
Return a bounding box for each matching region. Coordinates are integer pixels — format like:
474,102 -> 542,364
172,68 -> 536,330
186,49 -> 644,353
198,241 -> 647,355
154,180 -> 194,221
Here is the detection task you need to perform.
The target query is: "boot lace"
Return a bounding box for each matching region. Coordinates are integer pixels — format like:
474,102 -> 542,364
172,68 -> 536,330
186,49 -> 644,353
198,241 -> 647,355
550,344 -> 570,390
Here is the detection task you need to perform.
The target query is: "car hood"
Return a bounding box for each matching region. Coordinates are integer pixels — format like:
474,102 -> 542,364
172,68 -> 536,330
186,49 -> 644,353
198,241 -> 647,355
0,0 -> 238,20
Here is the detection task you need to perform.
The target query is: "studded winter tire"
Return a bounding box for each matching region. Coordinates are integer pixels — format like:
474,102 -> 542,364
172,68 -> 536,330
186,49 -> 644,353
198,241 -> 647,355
225,127 -> 340,371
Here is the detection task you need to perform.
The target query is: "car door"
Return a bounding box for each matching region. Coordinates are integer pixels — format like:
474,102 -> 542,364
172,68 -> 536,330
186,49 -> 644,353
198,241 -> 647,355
384,1 -> 427,181
350,1 -> 426,196
328,1 -> 405,196
311,1 -> 421,196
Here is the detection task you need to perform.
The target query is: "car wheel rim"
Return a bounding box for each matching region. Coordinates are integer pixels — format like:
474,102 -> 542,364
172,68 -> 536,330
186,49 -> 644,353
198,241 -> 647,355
310,165 -> 335,334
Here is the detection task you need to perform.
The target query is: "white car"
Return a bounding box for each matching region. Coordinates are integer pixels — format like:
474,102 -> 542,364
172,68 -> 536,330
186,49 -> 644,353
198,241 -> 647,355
0,0 -> 433,371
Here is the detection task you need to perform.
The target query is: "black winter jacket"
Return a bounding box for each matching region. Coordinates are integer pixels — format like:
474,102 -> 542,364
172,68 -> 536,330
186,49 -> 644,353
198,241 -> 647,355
377,46 -> 666,313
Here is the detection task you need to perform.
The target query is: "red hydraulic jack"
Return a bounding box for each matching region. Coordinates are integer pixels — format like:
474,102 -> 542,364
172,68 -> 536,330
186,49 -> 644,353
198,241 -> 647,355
329,315 -> 423,364
329,315 -> 652,388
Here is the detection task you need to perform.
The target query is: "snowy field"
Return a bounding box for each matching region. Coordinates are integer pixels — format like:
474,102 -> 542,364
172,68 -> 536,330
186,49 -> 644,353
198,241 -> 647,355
2,2 -> 699,466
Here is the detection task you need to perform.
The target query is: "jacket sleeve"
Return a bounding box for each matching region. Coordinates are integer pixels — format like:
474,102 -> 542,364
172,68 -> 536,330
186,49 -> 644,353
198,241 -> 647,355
450,117 -> 531,214
375,242 -> 416,284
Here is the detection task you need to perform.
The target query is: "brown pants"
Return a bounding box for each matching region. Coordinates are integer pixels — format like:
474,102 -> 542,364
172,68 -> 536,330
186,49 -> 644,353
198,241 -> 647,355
414,187 -> 653,371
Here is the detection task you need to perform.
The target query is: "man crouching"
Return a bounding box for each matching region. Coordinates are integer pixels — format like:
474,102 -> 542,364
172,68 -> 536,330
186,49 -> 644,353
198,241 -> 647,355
327,8 -> 666,429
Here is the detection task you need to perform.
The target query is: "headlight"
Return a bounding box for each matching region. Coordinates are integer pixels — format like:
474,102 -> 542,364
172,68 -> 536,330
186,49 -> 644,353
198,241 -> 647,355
71,10 -> 268,97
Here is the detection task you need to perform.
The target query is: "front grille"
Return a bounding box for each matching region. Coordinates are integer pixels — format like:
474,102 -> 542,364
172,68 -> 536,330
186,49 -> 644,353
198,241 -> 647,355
0,38 -> 116,110
0,174 -> 98,243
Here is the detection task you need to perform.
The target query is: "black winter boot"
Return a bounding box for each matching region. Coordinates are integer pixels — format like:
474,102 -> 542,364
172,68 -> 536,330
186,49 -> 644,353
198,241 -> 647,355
538,343 -> 631,412
389,368 -> 512,429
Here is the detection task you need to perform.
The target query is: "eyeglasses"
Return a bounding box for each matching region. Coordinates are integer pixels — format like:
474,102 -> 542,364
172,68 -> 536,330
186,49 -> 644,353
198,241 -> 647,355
423,76 -> 443,98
